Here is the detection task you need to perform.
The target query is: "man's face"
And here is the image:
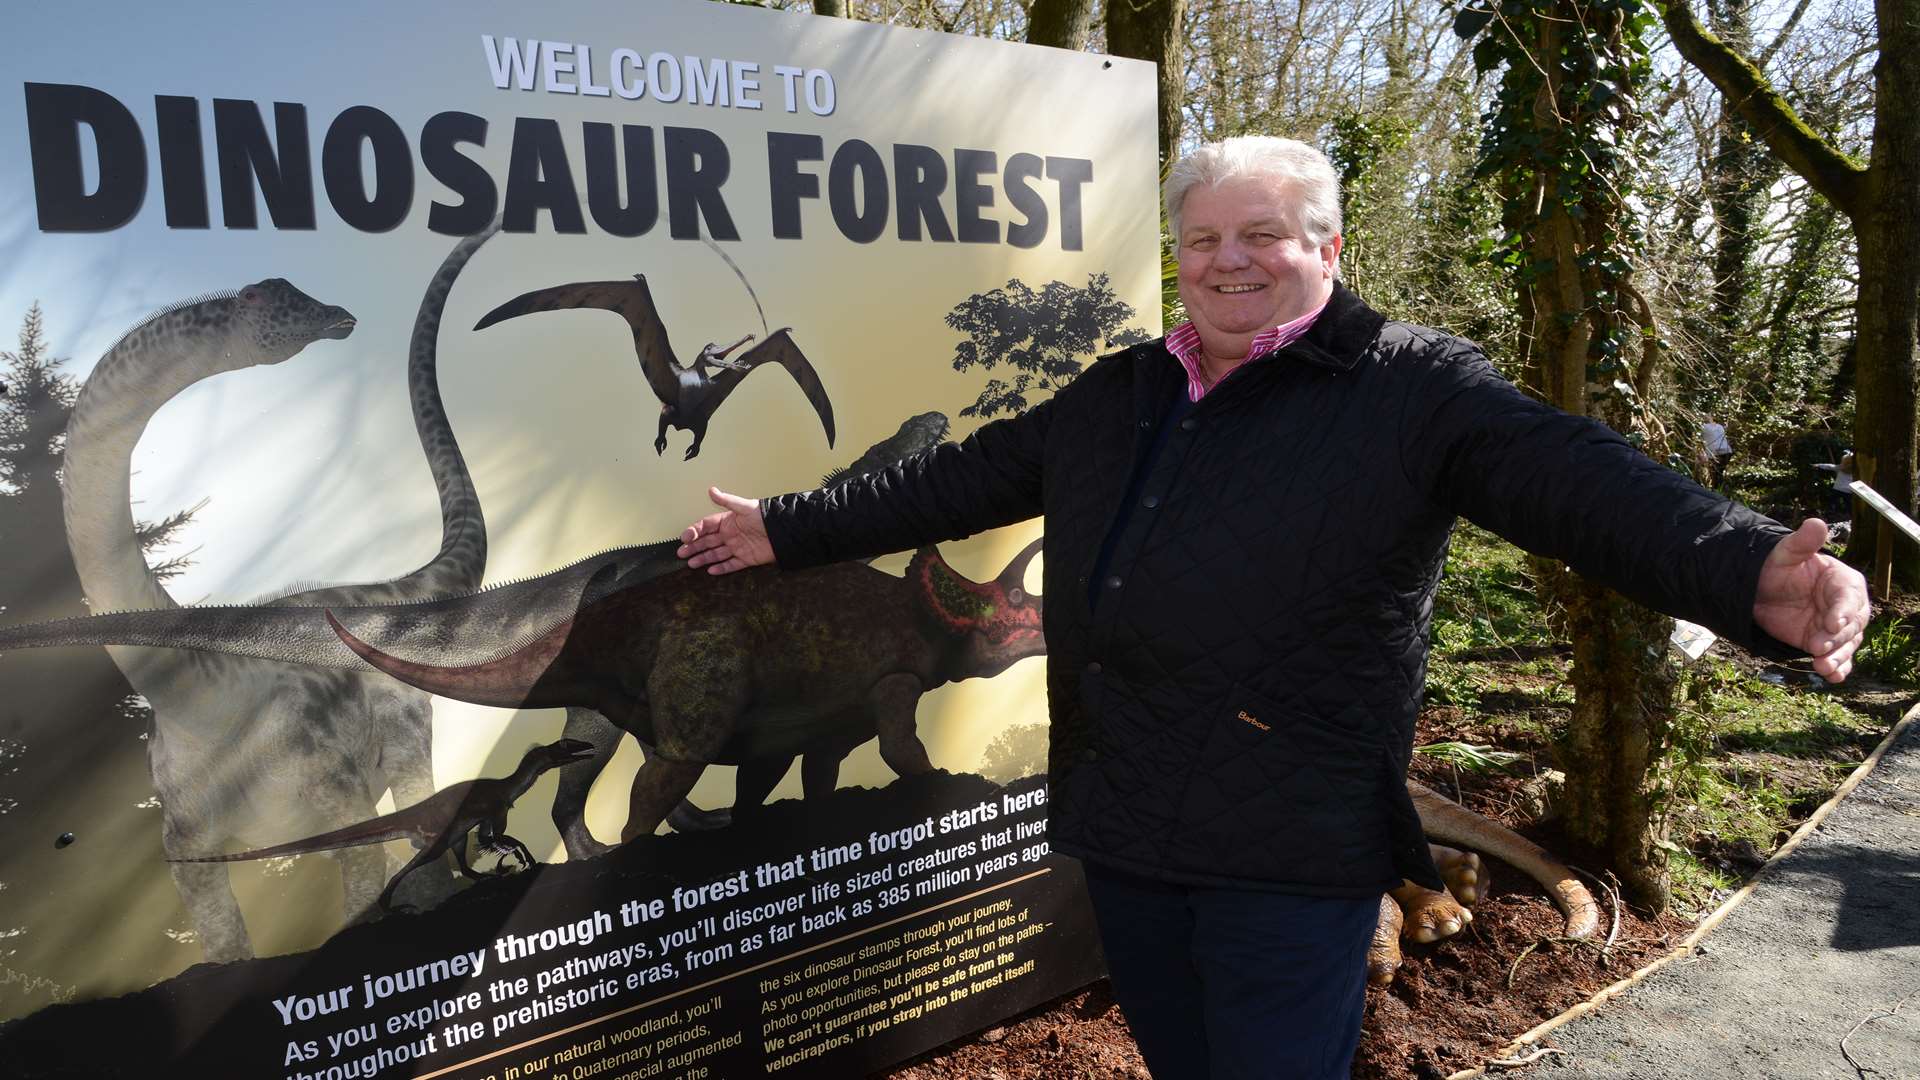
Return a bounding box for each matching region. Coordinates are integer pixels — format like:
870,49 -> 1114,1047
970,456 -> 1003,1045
1175,177 -> 1341,347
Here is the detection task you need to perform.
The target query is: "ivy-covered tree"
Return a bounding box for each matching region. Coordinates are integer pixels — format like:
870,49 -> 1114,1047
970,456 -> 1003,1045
1105,0 -> 1188,162
948,273 -> 1149,418
1458,0 -> 1682,908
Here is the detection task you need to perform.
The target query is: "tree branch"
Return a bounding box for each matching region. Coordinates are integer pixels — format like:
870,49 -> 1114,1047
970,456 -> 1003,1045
1755,0 -> 1813,69
1658,0 -> 1867,218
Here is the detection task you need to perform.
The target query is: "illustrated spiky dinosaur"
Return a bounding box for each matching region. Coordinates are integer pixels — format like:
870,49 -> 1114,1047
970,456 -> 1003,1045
332,542 -> 1045,842
170,739 -> 597,911
55,226 -> 497,961
321,581 -> 1596,974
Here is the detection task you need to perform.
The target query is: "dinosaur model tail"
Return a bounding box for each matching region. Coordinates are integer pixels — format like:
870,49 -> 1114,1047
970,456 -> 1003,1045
1409,780 -> 1601,939
0,542 -> 689,672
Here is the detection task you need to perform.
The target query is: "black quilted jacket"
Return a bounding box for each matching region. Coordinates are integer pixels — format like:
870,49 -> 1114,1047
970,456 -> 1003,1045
764,284 -> 1794,896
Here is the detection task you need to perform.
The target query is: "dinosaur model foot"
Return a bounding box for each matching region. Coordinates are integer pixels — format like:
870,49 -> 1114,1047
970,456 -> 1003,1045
1390,881 -> 1472,943
1430,843 -> 1483,906
683,442 -> 701,461
654,436 -> 669,455
1366,894 -> 1405,987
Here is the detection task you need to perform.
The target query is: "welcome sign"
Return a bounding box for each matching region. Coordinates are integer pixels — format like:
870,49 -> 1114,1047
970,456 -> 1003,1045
0,0 -> 1159,1076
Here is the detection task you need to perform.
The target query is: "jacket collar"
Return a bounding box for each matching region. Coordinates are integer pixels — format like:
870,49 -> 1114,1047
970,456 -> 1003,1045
1133,282 -> 1386,377
1276,282 -> 1386,372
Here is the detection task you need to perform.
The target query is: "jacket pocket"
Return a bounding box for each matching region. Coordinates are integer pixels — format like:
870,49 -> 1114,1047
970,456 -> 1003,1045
1172,686 -> 1394,884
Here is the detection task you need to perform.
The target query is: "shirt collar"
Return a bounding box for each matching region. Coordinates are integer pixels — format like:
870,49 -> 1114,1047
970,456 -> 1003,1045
1165,301 -> 1328,401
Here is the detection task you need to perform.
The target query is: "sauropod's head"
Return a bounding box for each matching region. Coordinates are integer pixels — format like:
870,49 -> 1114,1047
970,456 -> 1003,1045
231,278 -> 356,364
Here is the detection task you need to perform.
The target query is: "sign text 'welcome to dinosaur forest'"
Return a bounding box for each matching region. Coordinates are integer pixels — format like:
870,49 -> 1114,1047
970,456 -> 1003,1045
24,36 -> 1095,248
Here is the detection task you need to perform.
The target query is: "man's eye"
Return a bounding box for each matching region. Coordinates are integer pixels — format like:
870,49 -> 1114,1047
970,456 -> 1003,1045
1186,236 -> 1218,250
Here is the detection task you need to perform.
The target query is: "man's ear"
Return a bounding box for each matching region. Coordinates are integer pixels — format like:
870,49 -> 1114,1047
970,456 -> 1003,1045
1323,233 -> 1344,276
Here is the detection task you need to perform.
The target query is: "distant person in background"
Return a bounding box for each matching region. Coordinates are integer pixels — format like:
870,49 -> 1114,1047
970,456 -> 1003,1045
1703,420 -> 1735,488
1814,451 -> 1856,522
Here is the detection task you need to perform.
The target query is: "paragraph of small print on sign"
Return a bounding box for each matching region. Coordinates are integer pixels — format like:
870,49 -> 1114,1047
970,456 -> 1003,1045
757,896 -> 1052,1072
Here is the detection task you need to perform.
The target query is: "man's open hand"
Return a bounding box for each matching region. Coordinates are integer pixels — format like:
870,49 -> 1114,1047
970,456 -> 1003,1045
677,487 -> 774,574
1753,518 -> 1871,681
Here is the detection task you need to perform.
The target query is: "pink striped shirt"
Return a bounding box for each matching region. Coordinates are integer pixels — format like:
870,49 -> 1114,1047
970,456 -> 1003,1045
1164,302 -> 1328,401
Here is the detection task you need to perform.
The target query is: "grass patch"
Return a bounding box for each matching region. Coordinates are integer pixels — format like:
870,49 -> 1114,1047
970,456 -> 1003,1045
1432,524 -> 1555,653
1429,526 -> 1901,917
1856,616 -> 1920,685
1663,658 -> 1884,912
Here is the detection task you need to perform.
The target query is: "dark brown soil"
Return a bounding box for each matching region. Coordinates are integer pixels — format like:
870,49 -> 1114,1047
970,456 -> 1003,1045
874,765 -> 1687,1080
873,654 -> 1910,1080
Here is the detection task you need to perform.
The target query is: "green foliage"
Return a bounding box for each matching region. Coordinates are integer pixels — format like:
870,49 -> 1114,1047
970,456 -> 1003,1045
1459,0 -> 1663,418
947,274 -> 1147,418
1431,524 -> 1554,652
1415,740 -> 1527,772
1662,656 -> 1881,910
1855,618 -> 1920,685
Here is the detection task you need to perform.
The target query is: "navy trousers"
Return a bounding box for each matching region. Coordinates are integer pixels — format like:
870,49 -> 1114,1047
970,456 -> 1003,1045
1082,863 -> 1379,1080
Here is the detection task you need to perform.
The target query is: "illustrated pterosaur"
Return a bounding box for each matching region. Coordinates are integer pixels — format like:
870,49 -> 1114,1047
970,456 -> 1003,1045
474,275 -> 836,460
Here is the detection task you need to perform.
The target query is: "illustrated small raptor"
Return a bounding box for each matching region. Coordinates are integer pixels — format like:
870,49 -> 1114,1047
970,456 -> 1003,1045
474,275 -> 835,460
169,739 -> 596,911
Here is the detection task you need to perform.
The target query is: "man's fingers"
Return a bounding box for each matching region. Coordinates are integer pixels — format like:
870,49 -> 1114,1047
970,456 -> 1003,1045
710,486 -> 757,514
1770,518 -> 1830,565
1814,636 -> 1859,682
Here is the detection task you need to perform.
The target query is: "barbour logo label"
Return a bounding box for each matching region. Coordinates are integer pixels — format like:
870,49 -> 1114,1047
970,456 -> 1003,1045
1237,709 -> 1270,732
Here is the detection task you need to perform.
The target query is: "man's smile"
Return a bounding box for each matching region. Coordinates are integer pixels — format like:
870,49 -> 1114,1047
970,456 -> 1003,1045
1214,283 -> 1266,293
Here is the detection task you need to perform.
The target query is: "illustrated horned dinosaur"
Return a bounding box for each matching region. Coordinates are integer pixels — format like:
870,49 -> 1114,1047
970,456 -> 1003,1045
474,274 -> 835,460
169,740 -> 597,912
53,226 -> 498,961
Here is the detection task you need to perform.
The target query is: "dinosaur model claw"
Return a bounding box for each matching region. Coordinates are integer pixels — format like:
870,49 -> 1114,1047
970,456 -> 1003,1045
1431,843 -> 1484,906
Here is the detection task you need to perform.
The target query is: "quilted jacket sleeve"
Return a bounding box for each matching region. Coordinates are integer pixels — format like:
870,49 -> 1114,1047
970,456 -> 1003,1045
762,397 -> 1053,570
1400,338 -> 1800,659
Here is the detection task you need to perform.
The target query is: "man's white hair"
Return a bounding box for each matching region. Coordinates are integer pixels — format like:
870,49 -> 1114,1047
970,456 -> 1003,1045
1163,136 -> 1343,248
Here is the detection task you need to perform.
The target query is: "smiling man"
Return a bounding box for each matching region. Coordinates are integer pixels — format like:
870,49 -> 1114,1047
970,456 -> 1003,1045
677,136 -> 1868,1079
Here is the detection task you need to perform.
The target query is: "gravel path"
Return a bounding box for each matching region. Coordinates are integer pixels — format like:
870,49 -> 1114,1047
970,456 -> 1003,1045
1533,713 -> 1920,1079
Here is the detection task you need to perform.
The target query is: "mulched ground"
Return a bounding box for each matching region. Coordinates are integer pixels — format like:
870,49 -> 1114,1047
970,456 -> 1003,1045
876,775 -> 1687,1080
872,644 -> 1914,1080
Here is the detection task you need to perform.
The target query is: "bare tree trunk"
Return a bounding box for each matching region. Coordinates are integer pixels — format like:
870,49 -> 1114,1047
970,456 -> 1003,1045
1028,0 -> 1096,49
1663,0 -> 1920,589
1105,0 -> 1188,162
1852,0 -> 1920,589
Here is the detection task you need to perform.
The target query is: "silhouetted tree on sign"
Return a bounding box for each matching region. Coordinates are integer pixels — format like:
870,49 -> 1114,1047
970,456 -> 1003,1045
978,722 -> 1049,784
0,304 -> 205,1000
948,273 -> 1149,419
